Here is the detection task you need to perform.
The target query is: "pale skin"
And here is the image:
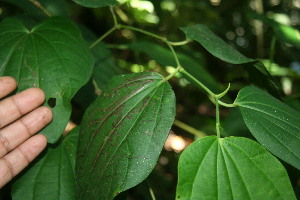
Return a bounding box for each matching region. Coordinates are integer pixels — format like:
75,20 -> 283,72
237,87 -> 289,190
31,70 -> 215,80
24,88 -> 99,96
0,76 -> 53,188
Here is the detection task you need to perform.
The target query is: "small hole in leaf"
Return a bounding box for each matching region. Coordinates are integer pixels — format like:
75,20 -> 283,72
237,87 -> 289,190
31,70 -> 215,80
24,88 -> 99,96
47,97 -> 56,108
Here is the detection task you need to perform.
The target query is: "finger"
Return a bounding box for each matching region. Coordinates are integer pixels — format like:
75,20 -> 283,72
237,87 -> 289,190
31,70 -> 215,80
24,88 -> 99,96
0,134 -> 47,188
0,106 -> 52,157
0,77 -> 17,99
0,88 -> 46,128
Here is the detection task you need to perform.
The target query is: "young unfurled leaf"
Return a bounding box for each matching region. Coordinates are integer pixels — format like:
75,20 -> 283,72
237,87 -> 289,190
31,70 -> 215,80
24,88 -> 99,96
76,72 -> 175,200
0,17 -> 94,143
176,136 -> 296,200
235,86 -> 300,169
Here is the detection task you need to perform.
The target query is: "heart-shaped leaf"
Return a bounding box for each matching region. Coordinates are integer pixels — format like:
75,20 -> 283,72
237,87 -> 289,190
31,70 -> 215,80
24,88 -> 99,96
11,127 -> 79,200
176,136 -> 296,200
76,72 -> 176,199
0,17 -> 94,143
235,86 -> 300,169
72,0 -> 118,8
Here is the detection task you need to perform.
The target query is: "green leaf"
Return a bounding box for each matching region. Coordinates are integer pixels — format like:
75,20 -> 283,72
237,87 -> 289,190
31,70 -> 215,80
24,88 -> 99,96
72,0 -> 118,8
76,72 -> 175,199
176,136 -> 296,200
130,40 -> 221,93
235,86 -> 300,169
181,24 -> 254,64
0,17 -> 94,143
11,127 -> 80,200
180,24 -> 282,97
245,61 -> 283,98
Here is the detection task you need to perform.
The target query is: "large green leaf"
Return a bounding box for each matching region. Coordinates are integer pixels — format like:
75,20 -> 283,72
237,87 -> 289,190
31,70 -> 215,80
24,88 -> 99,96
130,40 -> 221,93
181,24 -> 254,64
0,17 -> 94,143
235,86 -> 300,169
72,0 -> 118,8
11,127 -> 79,200
76,72 -> 175,199
176,136 -> 296,200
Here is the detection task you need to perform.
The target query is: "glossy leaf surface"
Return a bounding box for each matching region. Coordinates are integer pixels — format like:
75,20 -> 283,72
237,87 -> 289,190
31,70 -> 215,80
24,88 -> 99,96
72,0 -> 118,8
0,17 -> 94,143
235,86 -> 300,169
76,72 -> 175,199
12,127 -> 79,200
176,136 -> 296,200
181,24 -> 254,64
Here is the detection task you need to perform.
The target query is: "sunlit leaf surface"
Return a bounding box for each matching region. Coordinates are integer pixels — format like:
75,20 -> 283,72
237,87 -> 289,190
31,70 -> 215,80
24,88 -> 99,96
176,136 -> 296,200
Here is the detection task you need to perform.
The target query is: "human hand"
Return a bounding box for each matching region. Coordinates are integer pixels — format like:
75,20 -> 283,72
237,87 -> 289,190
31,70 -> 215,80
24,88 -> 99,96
0,77 -> 52,188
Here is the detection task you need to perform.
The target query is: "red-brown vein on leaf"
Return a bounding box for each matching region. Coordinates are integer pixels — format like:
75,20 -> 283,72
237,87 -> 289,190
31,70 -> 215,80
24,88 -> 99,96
82,79 -> 158,155
87,83 -> 162,192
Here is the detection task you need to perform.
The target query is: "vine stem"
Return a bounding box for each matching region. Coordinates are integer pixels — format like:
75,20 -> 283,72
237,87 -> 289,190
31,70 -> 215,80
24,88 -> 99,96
215,97 -> 221,138
119,25 -> 166,41
218,100 -> 236,107
28,0 -> 52,17
169,40 -> 191,46
110,6 -> 118,26
174,120 -> 207,138
269,36 -> 277,69
91,7 -> 238,111
149,187 -> 157,200
180,68 -> 215,97
89,26 -> 118,49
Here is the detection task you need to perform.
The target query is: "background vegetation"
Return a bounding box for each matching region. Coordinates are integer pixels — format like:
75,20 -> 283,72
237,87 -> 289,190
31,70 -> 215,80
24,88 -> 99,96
0,0 -> 300,199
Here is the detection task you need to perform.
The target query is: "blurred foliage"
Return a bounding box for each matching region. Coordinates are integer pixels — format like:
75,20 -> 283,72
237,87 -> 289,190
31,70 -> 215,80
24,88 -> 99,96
1,0 -> 300,199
